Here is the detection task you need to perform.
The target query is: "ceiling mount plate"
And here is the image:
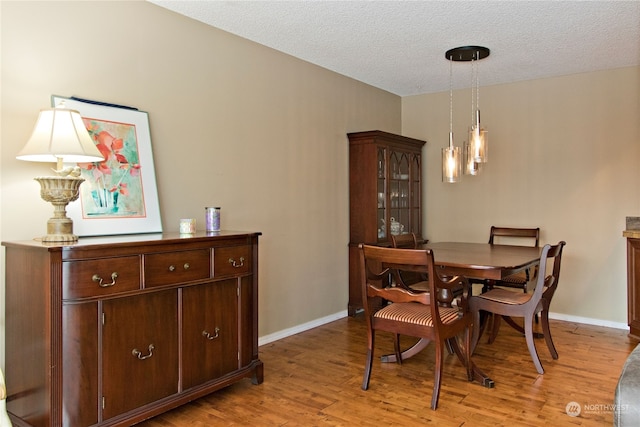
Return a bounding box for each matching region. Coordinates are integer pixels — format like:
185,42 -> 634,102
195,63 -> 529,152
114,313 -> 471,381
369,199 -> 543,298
446,46 -> 490,61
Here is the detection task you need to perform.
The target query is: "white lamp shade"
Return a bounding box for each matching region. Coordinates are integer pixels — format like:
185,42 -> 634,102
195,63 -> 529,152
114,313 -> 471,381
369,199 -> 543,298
16,107 -> 104,163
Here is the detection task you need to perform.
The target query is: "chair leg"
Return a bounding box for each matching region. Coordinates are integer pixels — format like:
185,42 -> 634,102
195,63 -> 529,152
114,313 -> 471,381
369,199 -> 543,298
540,308 -> 559,359
393,333 -> 403,364
464,327 -> 473,382
431,340 -> 444,410
445,338 -> 454,355
488,314 -> 501,344
522,284 -> 539,324
470,307 -> 482,354
362,331 -> 375,390
524,315 -> 544,374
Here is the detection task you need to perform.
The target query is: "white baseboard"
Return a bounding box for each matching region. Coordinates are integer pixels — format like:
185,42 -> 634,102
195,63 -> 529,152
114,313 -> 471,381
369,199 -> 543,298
548,311 -> 628,330
258,310 -> 348,346
257,310 -> 629,347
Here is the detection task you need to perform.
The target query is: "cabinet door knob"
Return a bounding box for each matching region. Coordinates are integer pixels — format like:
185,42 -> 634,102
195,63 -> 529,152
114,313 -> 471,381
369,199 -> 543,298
228,257 -> 245,268
168,265 -> 176,272
132,344 -> 155,360
183,263 -> 190,270
92,272 -> 118,287
202,327 -> 220,340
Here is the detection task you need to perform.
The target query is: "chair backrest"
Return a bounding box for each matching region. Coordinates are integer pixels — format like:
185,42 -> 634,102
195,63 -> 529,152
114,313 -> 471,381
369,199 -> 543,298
389,233 -> 422,288
527,241 -> 565,304
357,243 -> 469,329
390,233 -> 419,249
489,226 -> 540,247
542,241 -> 566,303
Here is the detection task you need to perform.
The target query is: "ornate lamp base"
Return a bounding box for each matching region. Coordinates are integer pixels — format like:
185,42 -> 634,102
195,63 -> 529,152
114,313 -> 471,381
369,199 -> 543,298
35,176 -> 84,242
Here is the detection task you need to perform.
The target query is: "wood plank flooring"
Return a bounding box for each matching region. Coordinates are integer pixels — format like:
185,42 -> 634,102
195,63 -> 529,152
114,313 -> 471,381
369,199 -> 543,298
139,315 -> 638,426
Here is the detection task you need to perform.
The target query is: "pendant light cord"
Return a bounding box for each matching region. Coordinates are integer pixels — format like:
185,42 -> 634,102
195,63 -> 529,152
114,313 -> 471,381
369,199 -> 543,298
476,50 -> 480,115
471,55 -> 475,124
449,54 -> 453,147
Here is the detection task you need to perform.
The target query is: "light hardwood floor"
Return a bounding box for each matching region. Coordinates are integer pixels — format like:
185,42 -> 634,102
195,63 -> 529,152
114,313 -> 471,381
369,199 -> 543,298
140,315 -> 638,426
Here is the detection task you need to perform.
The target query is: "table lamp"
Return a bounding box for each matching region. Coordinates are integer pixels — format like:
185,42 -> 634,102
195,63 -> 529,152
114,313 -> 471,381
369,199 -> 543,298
16,102 -> 105,242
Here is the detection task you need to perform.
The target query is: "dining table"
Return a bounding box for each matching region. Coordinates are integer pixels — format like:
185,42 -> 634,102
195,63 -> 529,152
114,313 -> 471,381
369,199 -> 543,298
421,241 -> 543,281
379,241 -> 544,387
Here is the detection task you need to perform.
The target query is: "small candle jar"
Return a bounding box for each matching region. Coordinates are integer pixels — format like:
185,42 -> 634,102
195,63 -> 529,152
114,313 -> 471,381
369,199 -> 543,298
179,218 -> 196,234
205,207 -> 221,232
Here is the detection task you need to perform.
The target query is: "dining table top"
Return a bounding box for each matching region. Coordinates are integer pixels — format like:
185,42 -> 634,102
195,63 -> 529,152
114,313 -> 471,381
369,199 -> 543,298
420,241 -> 543,281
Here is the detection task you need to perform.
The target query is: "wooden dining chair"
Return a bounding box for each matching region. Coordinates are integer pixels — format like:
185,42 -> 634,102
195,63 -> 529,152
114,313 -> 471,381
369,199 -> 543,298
389,233 -> 461,302
469,241 -> 566,374
389,233 -> 428,291
390,233 -> 460,356
358,243 -> 474,409
475,226 -> 541,341
486,226 -> 540,293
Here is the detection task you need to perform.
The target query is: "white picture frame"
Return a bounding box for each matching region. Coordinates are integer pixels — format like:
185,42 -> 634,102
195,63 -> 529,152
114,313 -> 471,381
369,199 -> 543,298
52,95 -> 162,237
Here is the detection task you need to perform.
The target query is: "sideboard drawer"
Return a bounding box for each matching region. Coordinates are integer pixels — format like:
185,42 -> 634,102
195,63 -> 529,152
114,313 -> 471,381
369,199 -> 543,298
145,249 -> 211,287
214,245 -> 251,277
63,256 -> 141,299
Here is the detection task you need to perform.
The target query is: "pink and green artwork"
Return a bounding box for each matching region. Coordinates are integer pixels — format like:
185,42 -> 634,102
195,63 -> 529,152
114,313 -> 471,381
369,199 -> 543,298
78,118 -> 147,218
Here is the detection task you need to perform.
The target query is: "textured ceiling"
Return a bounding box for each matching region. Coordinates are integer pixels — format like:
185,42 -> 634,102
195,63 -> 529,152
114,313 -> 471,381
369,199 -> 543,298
149,1 -> 640,96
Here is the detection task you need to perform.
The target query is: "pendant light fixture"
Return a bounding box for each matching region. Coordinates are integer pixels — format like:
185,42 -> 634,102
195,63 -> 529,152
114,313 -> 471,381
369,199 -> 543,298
442,50 -> 462,183
446,46 -> 490,176
469,47 -> 489,164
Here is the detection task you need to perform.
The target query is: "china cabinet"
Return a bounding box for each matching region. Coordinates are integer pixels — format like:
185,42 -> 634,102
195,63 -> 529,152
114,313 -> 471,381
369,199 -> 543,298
3,231 -> 262,426
348,130 -> 426,315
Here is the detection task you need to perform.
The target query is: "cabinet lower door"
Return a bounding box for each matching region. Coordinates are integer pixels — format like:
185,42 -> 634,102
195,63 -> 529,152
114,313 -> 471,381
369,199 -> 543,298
102,290 -> 179,420
63,302 -> 99,427
182,279 -> 239,390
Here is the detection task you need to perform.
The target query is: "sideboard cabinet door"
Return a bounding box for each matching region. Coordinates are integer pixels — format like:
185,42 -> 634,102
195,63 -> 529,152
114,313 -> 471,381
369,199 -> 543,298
182,279 -> 239,389
63,302 -> 99,427
102,290 -> 179,420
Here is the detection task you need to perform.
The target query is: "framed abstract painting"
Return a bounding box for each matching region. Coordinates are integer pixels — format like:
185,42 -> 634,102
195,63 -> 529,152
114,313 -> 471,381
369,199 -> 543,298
52,95 -> 162,236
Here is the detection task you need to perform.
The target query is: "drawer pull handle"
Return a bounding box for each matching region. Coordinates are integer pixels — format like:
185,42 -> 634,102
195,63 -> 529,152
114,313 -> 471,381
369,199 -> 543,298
92,272 -> 118,287
168,265 -> 176,272
202,327 -> 220,340
132,344 -> 155,360
183,263 -> 190,270
229,257 -> 245,268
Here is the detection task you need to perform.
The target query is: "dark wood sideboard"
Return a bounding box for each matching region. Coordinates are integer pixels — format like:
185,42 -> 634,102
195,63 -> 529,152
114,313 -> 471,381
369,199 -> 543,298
2,231 -> 262,426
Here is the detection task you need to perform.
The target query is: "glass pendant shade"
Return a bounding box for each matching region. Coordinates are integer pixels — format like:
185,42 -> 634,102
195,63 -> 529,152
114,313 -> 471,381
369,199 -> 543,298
442,132 -> 462,183
464,141 -> 482,175
468,110 -> 488,163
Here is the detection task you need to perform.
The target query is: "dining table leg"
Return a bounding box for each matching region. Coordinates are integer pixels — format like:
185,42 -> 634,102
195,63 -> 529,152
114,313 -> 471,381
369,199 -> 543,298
380,338 -> 430,363
448,336 -> 495,388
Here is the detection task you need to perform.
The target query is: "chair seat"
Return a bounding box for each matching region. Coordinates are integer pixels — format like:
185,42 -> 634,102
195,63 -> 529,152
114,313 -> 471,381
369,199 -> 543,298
477,288 -> 532,305
499,272 -> 528,285
408,281 -> 429,291
375,302 -> 460,326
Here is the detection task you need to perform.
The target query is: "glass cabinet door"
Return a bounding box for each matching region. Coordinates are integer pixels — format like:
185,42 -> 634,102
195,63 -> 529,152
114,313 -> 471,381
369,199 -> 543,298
375,146 -> 422,243
377,147 -> 386,241
410,153 -> 422,236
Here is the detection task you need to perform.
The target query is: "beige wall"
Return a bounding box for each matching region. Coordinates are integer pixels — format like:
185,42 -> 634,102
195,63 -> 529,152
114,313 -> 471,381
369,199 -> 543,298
0,1 -> 401,366
403,66 -> 640,324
